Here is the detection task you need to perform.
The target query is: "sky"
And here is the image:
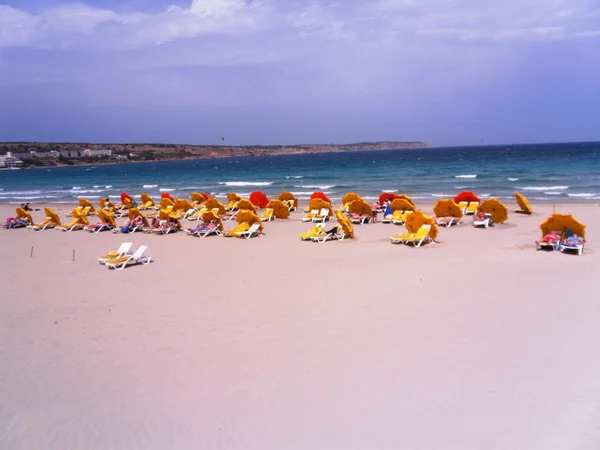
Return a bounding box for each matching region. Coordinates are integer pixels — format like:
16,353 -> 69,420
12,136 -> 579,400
0,0 -> 599,146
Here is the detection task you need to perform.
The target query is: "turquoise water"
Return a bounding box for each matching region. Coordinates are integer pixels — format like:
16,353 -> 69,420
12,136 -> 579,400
1,142 -> 599,203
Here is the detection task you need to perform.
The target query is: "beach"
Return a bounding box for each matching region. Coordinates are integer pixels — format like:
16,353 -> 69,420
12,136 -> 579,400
1,200 -> 599,449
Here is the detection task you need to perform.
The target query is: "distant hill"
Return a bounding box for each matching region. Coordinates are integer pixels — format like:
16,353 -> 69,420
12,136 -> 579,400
0,141 -> 429,167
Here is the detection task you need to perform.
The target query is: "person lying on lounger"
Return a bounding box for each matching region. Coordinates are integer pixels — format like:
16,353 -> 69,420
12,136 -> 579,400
564,234 -> 583,246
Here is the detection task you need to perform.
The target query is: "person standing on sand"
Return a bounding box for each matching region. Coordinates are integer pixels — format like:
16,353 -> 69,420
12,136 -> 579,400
370,202 -> 379,223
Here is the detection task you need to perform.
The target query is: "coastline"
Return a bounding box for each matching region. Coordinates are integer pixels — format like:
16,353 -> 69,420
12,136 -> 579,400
1,201 -> 598,449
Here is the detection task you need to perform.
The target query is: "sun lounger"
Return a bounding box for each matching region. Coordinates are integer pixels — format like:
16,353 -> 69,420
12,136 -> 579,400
286,199 -> 296,211
260,208 -> 274,222
311,208 -> 331,223
311,226 -> 345,243
223,222 -> 250,237
350,214 -> 372,224
235,223 -> 262,239
457,201 -> 468,213
88,223 -> 114,233
98,242 -> 134,264
187,223 -> 222,238
390,225 -> 433,247
391,211 -> 409,225
301,209 -> 320,222
473,213 -> 492,228
300,224 -> 326,241
56,218 -> 85,232
464,202 -> 479,215
435,217 -> 460,227
559,238 -> 585,255
105,245 -> 151,270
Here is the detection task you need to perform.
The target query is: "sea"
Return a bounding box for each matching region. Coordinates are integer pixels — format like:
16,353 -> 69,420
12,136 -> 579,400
1,142 -> 599,204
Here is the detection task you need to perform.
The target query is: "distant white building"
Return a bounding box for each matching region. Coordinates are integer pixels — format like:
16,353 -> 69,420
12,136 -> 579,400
0,153 -> 23,168
60,150 -> 81,158
83,149 -> 112,157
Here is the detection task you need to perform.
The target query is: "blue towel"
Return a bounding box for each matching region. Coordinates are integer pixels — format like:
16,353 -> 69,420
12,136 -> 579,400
384,205 -> 392,217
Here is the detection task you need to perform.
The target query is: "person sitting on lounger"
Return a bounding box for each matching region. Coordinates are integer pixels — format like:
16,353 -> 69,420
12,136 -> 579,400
325,225 -> 340,235
564,234 -> 583,246
539,230 -> 560,243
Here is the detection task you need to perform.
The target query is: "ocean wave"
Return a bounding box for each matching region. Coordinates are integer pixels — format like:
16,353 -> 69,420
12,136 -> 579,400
4,195 -> 60,200
544,192 -> 563,195
71,186 -> 85,190
431,193 -> 453,197
295,185 -> 335,190
380,189 -> 397,193
520,186 -> 569,191
455,174 -> 478,179
159,188 -> 175,192
69,189 -> 104,194
507,178 -> 519,181
143,184 -> 158,188
289,191 -> 334,196
219,181 -> 273,187
568,193 -> 598,198
77,195 -> 101,199
285,176 -> 303,179
454,186 -> 474,189
105,185 -> 113,189
1,190 -> 43,195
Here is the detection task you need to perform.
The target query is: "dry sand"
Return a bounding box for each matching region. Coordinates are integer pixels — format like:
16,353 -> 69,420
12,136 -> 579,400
1,202 -> 599,450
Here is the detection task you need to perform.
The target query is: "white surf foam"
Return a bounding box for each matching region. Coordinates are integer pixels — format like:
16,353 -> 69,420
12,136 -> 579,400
507,178 -> 519,181
159,188 -> 175,192
431,194 -> 453,197
380,189 -> 397,193
295,185 -> 335,190
544,192 -> 563,195
219,181 -> 273,187
143,184 -> 158,188
455,174 -> 477,179
568,193 -> 598,198
285,176 -> 303,179
105,185 -> 113,189
520,186 -> 568,191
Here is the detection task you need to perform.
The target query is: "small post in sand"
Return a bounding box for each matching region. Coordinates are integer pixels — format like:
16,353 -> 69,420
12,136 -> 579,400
72,249 -> 75,261
30,246 -> 34,258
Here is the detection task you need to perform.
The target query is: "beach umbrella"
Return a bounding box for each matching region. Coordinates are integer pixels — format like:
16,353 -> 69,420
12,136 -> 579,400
433,199 -> 463,218
405,210 -> 439,241
78,198 -> 96,213
201,211 -> 224,231
266,199 -> 290,219
100,197 -> 116,212
236,209 -> 264,231
389,198 -> 416,212
249,191 -> 269,209
310,191 -> 331,204
98,210 -> 117,227
15,207 -> 33,224
121,192 -> 133,204
479,198 -> 508,224
348,199 -> 372,216
173,198 -> 193,212
335,210 -> 354,239
540,214 -> 585,239
227,192 -> 241,203
167,213 -> 183,230
308,198 -> 333,215
204,198 -> 227,216
277,191 -> 299,209
515,192 -> 532,215
44,207 -> 61,226
73,209 -> 89,226
396,194 -> 416,207
191,192 -> 206,204
454,191 -> 480,204
161,192 -> 175,203
379,192 -> 398,205
128,208 -> 149,227
160,197 -> 175,210
140,193 -> 154,209
202,192 -> 212,200
236,199 -> 256,212
342,193 -> 361,206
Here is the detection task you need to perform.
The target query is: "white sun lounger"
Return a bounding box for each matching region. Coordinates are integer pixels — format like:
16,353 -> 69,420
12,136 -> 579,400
235,223 -> 262,239
106,245 -> 151,270
98,242 -> 133,264
559,241 -> 584,255
311,208 -> 330,223
473,214 -> 491,228
311,227 -> 346,243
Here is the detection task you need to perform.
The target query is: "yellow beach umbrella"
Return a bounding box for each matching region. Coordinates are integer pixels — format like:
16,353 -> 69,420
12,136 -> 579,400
140,193 -> 154,206
335,210 -> 354,239
73,209 -> 89,226
308,198 -> 332,215
204,198 -> 227,216
100,197 -> 116,212
396,194 -> 416,208
348,199 -> 371,216
190,192 -> 206,204
173,198 -> 193,212
540,214 -> 585,238
515,192 -> 532,215
236,209 -> 264,231
267,199 -> 290,219
160,198 -> 174,209
389,198 -> 416,212
44,207 -> 61,226
278,191 -> 298,208
433,199 -> 463,219
479,198 -> 508,224
201,211 -> 224,231
227,192 -> 241,203
16,207 -> 33,224
128,208 -> 149,227
236,199 -> 256,213
405,210 -> 439,241
342,192 -> 361,205
97,210 -> 115,227
78,198 -> 96,213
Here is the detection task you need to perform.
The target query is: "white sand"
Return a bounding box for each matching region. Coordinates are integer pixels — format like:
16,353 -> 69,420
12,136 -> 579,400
1,202 -> 599,449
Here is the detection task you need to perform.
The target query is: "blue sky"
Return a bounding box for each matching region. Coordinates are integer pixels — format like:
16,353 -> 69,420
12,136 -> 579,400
0,0 -> 599,146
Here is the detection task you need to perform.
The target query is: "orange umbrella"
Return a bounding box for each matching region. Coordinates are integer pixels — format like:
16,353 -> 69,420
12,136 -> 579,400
277,191 -> 299,209
266,199 -> 290,219
227,192 -> 241,203
348,199 -> 372,216
236,209 -> 264,231
204,198 -> 227,216
308,198 -> 332,215
161,192 -> 175,203
389,198 -> 416,212
405,210 -> 439,241
236,199 -> 256,212
191,192 -> 206,204
342,193 -> 361,205
201,211 -> 224,231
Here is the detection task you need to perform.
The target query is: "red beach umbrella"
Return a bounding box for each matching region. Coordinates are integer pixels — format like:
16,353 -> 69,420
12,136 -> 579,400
310,191 -> 331,204
161,192 -> 175,203
202,192 -> 212,200
249,191 -> 269,209
454,191 -> 480,204
379,192 -> 398,205
120,192 -> 133,204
